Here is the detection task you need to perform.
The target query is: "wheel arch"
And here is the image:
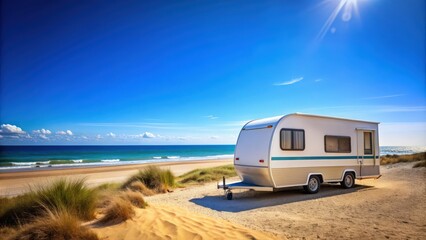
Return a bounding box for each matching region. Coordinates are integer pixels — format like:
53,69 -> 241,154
305,173 -> 324,184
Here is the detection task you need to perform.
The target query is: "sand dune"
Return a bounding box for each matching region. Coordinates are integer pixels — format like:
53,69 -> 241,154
92,204 -> 278,240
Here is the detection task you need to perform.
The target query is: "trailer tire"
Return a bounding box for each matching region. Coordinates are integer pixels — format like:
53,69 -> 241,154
226,191 -> 233,200
341,172 -> 355,189
304,175 -> 320,194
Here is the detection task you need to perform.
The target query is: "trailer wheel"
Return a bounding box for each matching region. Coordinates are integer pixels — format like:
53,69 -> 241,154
304,175 -> 320,194
226,190 -> 233,200
341,172 -> 355,189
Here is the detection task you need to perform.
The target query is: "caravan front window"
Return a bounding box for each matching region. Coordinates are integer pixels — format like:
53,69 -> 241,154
280,129 -> 305,151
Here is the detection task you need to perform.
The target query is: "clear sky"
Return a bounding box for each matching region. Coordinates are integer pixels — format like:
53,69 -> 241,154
0,0 -> 425,146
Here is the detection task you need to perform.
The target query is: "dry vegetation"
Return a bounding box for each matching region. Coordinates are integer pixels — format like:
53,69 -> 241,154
0,178 -> 151,240
0,179 -> 98,227
177,164 -> 237,184
380,152 -> 426,167
98,197 -> 135,225
122,166 -> 175,193
11,210 -> 98,240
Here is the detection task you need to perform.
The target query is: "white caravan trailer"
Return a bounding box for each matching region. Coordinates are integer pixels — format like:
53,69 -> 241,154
219,113 -> 380,200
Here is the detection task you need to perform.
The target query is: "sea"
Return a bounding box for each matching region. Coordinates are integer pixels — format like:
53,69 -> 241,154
0,145 -> 424,171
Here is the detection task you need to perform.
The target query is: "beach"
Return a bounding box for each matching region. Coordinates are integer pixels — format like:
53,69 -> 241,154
1,159 -> 425,239
0,159 -> 233,197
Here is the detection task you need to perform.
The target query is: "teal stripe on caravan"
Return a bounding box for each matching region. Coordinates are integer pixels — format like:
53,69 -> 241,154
271,156 -> 378,160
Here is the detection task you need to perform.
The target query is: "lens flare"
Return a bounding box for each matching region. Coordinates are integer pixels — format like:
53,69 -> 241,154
316,0 -> 359,41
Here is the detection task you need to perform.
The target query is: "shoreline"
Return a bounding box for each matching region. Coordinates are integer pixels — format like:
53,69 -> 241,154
0,158 -> 233,197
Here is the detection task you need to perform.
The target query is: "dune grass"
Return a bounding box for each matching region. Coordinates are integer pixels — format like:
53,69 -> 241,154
122,166 -> 175,193
119,190 -> 148,208
380,152 -> 426,166
0,178 -> 98,227
127,181 -> 155,196
10,210 -> 98,240
98,197 -> 135,225
177,164 -> 237,185
413,160 -> 426,168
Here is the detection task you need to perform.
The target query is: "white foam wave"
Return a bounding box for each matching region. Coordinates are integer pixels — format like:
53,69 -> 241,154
72,159 -> 83,163
100,159 -> 120,162
11,161 -> 50,166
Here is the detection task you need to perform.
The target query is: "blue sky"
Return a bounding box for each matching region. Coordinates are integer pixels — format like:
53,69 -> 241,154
0,0 -> 425,145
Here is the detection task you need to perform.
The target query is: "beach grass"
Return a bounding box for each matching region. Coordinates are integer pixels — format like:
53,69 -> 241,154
413,160 -> 426,168
10,210 -> 98,240
122,166 -> 175,193
0,178 -> 98,227
119,190 -> 148,208
380,152 -> 426,166
98,197 -> 135,225
177,164 -> 237,184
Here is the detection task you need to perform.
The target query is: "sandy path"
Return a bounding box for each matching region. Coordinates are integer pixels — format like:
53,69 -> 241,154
145,162 -> 426,239
0,159 -> 232,197
93,204 -> 278,240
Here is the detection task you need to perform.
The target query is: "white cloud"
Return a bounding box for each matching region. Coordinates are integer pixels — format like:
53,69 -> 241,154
205,115 -> 219,120
361,94 -> 405,100
274,77 -> 303,86
39,135 -> 48,140
96,134 -> 103,139
142,132 -> 156,138
81,136 -> 88,139
56,130 -> 73,136
33,129 -> 52,135
314,78 -> 322,82
0,124 -> 26,135
107,132 -> 116,138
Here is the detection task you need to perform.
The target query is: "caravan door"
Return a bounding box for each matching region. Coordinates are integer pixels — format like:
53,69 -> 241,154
356,129 -> 378,177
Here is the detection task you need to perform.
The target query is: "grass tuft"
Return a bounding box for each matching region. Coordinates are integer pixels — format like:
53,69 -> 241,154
413,160 -> 426,168
0,178 -> 98,227
380,152 -> 426,166
10,210 -> 98,240
177,164 -> 237,185
119,190 -> 148,208
98,197 -> 135,225
127,181 -> 155,196
122,166 -> 175,193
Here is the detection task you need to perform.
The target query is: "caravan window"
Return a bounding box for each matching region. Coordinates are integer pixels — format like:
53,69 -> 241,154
325,136 -> 351,153
280,129 -> 305,151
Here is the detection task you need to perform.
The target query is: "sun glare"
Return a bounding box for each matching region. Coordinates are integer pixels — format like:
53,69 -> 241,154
316,0 -> 360,41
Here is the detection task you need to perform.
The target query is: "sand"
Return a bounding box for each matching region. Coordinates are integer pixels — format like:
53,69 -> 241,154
144,162 -> 426,239
0,159 -> 232,197
92,204 -> 277,240
2,160 -> 425,239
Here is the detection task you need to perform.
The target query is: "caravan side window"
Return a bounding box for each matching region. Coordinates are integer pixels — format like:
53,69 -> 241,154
324,136 -> 351,153
280,129 -> 305,151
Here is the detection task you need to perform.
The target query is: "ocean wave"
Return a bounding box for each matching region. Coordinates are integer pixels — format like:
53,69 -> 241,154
72,159 -> 83,163
152,156 -> 181,159
11,161 -> 50,166
101,159 -> 120,162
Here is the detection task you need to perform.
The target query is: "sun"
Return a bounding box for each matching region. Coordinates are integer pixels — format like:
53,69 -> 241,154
316,0 -> 360,41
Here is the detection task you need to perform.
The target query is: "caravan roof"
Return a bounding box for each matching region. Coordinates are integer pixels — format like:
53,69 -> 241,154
243,113 -> 379,130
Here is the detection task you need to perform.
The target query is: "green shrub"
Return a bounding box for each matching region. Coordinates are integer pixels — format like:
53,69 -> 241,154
178,165 -> 237,184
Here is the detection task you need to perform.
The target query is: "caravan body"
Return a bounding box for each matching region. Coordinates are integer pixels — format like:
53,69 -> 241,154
234,113 -> 380,189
